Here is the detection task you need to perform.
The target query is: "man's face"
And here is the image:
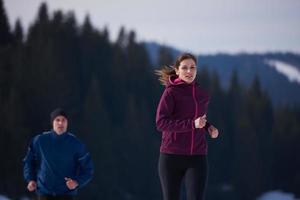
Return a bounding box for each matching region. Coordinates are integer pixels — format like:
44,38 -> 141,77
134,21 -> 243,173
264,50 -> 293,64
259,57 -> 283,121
53,116 -> 68,135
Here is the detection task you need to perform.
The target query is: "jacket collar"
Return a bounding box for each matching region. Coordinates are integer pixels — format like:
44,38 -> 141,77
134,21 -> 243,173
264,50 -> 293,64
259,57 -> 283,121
167,75 -> 195,87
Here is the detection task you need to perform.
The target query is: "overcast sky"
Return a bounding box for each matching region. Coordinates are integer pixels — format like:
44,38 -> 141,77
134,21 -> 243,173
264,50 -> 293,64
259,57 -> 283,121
3,0 -> 300,54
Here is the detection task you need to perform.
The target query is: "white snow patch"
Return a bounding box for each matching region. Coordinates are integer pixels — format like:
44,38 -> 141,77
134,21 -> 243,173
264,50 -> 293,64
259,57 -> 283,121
0,195 -> 32,200
257,190 -> 297,200
0,195 -> 10,200
265,59 -> 300,84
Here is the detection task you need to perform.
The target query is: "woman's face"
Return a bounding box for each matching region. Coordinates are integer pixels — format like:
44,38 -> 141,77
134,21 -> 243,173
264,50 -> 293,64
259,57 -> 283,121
175,58 -> 197,83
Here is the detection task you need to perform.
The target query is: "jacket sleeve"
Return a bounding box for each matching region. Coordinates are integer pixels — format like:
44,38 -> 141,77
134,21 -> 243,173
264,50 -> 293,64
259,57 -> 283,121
204,121 -> 211,132
23,136 -> 39,182
75,144 -> 94,188
156,89 -> 195,133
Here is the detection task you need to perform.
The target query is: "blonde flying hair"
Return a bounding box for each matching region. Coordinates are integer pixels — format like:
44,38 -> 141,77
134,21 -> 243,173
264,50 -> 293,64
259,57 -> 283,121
155,53 -> 197,85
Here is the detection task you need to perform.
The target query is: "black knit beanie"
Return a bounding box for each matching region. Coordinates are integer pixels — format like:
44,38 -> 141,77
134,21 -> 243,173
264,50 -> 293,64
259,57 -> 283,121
50,108 -> 68,123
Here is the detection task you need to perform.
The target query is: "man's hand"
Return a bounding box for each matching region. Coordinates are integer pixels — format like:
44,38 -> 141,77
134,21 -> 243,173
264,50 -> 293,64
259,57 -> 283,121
65,177 -> 79,190
208,125 -> 219,138
27,180 -> 37,192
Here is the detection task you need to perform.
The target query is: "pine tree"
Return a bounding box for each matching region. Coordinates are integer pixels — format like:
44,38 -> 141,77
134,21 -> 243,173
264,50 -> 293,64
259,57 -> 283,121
0,0 -> 12,46
80,77 -> 114,199
37,2 -> 49,23
116,26 -> 127,50
234,76 -> 273,200
272,106 -> 300,195
157,46 -> 174,67
0,0 -> 13,98
13,19 -> 23,43
196,66 -> 210,89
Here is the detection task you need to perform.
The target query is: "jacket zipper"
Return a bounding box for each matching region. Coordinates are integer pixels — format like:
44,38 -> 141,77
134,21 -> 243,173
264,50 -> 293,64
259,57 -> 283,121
191,83 -> 198,154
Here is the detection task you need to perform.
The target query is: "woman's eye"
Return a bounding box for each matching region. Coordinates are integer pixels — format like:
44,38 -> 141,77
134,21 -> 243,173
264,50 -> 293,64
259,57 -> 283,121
181,66 -> 188,70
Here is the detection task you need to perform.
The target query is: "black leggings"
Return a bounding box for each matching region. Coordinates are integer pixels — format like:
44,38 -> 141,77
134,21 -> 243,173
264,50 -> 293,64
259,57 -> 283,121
158,153 -> 208,200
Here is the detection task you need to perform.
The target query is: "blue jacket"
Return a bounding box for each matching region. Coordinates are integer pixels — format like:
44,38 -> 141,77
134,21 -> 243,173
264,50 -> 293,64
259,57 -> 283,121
23,131 -> 94,195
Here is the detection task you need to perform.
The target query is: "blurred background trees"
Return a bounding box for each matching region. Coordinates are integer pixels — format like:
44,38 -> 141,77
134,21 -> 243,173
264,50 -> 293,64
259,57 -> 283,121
0,1 -> 299,199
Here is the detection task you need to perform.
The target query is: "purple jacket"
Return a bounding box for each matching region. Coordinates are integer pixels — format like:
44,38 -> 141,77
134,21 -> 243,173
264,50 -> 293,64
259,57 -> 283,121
156,76 -> 210,155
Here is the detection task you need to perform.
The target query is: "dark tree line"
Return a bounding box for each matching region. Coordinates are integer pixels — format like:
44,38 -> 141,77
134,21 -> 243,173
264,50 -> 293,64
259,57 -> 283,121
0,1 -> 299,199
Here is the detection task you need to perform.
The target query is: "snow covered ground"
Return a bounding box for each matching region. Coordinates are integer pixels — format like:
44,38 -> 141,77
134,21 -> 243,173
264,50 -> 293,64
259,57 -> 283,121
0,195 -> 10,200
257,190 -> 298,200
1,191 -> 298,200
0,195 -> 31,200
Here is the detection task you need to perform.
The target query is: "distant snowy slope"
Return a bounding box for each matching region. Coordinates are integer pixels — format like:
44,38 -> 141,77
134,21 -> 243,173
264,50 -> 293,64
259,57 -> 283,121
265,60 -> 300,84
